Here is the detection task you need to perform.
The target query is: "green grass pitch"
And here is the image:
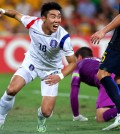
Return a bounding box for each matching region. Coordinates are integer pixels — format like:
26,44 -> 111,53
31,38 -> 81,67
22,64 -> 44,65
0,73 -> 119,134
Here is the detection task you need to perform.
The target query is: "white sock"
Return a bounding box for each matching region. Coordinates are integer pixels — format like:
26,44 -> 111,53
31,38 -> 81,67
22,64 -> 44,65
38,107 -> 46,120
0,91 -> 15,120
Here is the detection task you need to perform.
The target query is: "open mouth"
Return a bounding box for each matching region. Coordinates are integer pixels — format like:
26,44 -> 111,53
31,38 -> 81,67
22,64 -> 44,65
53,24 -> 59,30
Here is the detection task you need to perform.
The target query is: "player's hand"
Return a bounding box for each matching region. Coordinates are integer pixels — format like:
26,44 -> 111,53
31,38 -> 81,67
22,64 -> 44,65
44,74 -> 61,86
91,31 -> 105,45
0,8 -> 5,17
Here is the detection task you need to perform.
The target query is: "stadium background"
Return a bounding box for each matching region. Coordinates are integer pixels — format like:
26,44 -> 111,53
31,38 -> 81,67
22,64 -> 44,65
0,1 -> 119,133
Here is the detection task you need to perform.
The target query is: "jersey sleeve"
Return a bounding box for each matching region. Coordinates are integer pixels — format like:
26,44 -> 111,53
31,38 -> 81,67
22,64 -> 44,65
71,70 -> 81,97
63,37 -> 74,56
21,15 -> 40,29
71,69 -> 81,86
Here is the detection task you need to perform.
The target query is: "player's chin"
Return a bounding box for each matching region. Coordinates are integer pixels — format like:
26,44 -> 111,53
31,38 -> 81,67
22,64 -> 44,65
52,27 -> 58,32
51,29 -> 57,33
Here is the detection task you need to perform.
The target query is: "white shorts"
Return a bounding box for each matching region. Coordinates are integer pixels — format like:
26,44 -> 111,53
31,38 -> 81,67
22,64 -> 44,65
14,59 -> 61,96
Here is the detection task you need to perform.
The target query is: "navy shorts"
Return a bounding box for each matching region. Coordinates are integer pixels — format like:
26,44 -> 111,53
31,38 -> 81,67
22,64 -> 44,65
100,46 -> 120,76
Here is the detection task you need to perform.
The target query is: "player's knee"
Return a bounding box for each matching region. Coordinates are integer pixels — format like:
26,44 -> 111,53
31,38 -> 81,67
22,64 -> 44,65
96,108 -> 107,122
97,70 -> 110,81
97,71 -> 103,81
96,116 -> 105,122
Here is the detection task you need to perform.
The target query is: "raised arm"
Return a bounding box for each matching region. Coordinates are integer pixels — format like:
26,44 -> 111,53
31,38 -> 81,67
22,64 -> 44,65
91,14 -> 120,44
0,8 -> 23,22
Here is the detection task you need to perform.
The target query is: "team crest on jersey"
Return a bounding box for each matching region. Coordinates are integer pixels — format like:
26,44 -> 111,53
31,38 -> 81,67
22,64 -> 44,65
29,64 -> 34,71
50,40 -> 58,48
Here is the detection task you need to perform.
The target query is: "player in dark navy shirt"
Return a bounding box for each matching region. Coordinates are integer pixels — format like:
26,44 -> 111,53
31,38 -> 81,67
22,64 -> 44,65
91,4 -> 120,130
70,47 -> 117,122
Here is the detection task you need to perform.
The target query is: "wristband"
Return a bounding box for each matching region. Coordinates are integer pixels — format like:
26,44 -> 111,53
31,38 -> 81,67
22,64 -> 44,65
57,73 -> 64,80
0,8 -> 5,14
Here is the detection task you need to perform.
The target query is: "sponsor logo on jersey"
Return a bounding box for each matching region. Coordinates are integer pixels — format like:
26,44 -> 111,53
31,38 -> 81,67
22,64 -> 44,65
50,40 -> 58,48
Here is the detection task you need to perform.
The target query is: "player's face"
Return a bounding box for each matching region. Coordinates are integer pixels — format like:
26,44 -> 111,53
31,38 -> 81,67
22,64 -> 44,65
42,10 -> 61,35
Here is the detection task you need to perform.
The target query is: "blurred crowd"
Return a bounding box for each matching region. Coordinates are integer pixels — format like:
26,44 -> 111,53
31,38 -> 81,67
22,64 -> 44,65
0,0 -> 119,35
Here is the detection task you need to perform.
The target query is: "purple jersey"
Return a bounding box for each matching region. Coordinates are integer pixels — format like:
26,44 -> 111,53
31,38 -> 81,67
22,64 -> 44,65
72,57 -> 100,87
71,57 -> 115,108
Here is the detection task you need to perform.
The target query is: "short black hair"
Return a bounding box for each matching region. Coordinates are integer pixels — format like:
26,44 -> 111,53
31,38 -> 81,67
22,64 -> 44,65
41,2 -> 62,17
75,47 -> 93,58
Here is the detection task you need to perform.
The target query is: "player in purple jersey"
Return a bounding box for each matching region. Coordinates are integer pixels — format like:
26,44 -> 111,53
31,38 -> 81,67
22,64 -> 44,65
70,47 -> 117,122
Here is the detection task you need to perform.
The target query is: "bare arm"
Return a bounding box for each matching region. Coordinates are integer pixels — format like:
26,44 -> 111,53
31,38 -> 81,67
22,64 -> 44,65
45,54 -> 76,86
62,54 -> 76,77
91,14 -> 120,44
0,8 -> 23,22
103,14 -> 120,33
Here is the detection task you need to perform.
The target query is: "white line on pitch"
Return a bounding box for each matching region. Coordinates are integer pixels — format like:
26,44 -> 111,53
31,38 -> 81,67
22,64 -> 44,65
32,90 -> 96,100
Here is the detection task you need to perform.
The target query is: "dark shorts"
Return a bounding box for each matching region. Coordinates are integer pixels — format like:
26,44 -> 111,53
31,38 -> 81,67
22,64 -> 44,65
100,46 -> 120,76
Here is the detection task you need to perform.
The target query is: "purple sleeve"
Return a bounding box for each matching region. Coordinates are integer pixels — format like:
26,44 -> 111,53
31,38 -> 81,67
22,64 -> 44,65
70,69 -> 81,116
71,68 -> 81,86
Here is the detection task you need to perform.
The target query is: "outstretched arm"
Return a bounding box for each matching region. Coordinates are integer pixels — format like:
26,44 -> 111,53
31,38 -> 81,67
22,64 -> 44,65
0,8 -> 23,22
91,14 -> 120,44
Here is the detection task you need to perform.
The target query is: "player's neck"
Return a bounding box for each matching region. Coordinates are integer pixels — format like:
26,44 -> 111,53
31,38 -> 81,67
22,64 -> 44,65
42,24 -> 52,35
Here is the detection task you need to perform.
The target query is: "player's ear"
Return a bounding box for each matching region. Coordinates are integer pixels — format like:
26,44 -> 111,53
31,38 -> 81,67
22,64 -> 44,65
41,16 -> 46,23
77,55 -> 82,61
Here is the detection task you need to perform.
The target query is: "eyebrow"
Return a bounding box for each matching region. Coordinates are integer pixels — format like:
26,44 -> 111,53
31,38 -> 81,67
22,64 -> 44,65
50,13 -> 61,16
